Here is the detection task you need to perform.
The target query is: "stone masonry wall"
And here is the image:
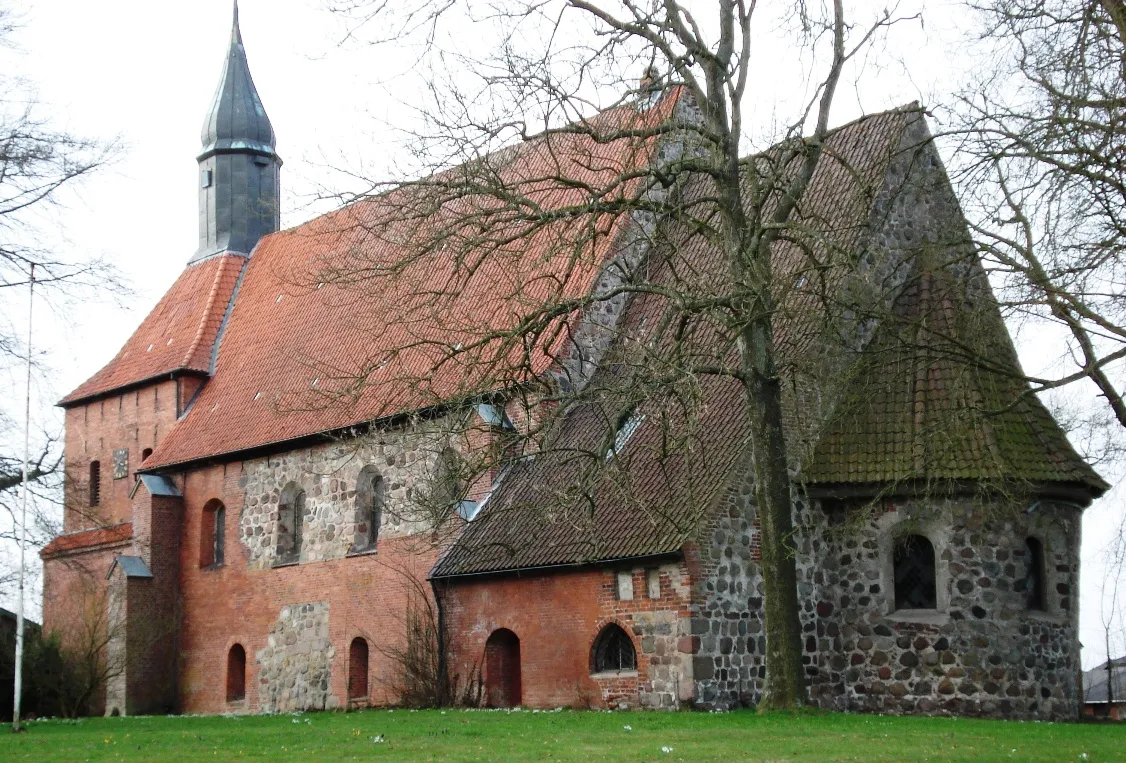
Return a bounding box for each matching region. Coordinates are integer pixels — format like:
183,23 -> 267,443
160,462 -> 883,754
238,421 -> 460,569
256,602 -> 336,713
690,478 -> 1084,720
804,497 -> 1081,719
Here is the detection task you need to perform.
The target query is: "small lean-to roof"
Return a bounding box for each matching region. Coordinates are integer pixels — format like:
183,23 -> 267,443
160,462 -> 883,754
107,555 -> 152,580
143,92 -> 682,470
40,522 -> 133,558
60,254 -> 245,406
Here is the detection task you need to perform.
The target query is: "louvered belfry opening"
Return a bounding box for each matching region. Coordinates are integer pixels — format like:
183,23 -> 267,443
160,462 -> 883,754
88,460 -> 101,507
893,534 -> 937,610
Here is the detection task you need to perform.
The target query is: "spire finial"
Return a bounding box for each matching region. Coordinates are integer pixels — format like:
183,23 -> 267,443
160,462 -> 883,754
232,0 -> 242,45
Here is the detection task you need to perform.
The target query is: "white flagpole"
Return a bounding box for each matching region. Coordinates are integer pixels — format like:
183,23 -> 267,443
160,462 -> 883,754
13,263 -> 34,733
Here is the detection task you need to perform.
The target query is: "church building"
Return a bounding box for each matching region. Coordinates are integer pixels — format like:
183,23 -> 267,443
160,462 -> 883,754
41,7 -> 1105,720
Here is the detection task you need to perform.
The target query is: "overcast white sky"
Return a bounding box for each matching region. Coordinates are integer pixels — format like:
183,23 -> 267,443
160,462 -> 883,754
1,0 -> 1121,669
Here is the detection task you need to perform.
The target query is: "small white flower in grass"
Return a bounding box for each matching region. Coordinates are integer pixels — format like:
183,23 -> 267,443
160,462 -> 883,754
623,725 -> 632,731
371,735 -> 385,744
291,719 -> 299,724
661,746 -> 673,754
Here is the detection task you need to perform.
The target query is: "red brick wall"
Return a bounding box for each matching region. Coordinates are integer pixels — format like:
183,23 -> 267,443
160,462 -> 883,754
440,563 -> 695,710
62,380 -> 181,531
175,462 -> 441,714
41,543 -> 127,716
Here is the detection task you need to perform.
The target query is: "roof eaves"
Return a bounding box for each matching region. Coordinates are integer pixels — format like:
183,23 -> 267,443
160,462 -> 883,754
430,549 -> 683,581
57,368 -> 211,409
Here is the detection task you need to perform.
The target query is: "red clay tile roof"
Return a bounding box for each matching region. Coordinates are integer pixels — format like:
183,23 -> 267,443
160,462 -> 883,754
60,255 -> 245,406
433,109 -> 916,577
143,93 -> 683,470
433,106 -> 1105,578
40,522 -> 133,558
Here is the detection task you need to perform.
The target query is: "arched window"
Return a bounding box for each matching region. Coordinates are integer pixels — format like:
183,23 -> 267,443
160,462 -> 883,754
591,623 -> 637,673
348,637 -> 369,700
226,644 -> 246,702
893,534 -> 937,610
200,499 -> 226,568
435,448 -> 464,507
354,467 -> 385,550
1024,537 -> 1048,611
89,460 -> 101,507
141,448 -> 153,462
277,482 -> 305,563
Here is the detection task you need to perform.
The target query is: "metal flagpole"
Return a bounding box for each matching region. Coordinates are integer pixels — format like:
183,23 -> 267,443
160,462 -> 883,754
13,263 -> 34,733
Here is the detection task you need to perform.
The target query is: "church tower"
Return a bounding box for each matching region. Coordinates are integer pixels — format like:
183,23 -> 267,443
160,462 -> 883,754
192,2 -> 281,263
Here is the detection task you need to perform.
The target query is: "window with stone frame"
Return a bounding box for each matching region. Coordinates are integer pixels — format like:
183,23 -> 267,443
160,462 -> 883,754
226,644 -> 246,702
200,499 -> 226,568
88,460 -> 101,507
1023,537 -> 1048,611
276,482 -> 306,563
893,534 -> 937,610
354,467 -> 385,551
591,623 -> 637,673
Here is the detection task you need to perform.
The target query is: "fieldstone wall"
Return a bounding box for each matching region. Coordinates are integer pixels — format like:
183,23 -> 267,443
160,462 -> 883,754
256,602 -> 337,712
690,482 -> 1083,720
687,465 -> 769,709
238,423 -> 458,569
805,498 -> 1081,720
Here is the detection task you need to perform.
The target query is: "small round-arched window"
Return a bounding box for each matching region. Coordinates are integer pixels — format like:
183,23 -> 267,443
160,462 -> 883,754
277,482 -> 306,563
893,534 -> 937,610
591,623 -> 637,674
355,467 -> 385,550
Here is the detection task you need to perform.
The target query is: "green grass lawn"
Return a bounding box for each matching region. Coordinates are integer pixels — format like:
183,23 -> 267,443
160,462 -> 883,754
1,707 -> 1122,762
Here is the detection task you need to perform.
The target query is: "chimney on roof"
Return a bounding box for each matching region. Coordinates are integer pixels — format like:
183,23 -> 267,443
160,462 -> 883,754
639,65 -> 661,92
190,1 -> 282,264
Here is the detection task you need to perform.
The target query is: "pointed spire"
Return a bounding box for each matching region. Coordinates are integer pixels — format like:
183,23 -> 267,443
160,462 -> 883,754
232,1 -> 242,45
199,1 -> 276,157
192,3 -> 282,263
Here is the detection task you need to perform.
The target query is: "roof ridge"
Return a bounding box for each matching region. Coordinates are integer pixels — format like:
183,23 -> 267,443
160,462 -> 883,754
180,255 -> 239,370
262,88 -> 687,242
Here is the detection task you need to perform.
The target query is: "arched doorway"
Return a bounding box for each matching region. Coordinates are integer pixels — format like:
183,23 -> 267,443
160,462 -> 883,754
484,628 -> 521,707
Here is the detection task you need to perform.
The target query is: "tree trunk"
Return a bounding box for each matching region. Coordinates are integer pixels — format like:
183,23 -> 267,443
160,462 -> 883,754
742,316 -> 807,709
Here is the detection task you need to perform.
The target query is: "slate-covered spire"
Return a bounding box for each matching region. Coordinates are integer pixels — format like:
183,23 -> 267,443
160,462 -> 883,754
192,1 -> 282,263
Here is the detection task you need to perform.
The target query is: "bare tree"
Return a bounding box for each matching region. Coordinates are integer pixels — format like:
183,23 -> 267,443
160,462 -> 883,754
313,0 -> 914,709
0,3 -> 121,576
950,0 -> 1126,437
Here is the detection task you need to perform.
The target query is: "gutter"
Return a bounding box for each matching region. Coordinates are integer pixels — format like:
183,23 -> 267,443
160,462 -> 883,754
429,549 -> 683,583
